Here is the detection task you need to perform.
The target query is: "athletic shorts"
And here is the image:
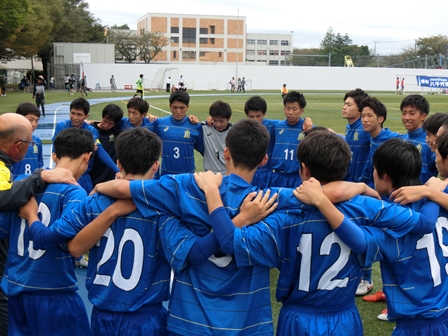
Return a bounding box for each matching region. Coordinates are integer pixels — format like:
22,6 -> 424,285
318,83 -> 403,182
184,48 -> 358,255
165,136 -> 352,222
8,291 -> 90,336
277,302 -> 363,336
136,89 -> 143,94
393,310 -> 448,336
252,171 -> 272,189
270,170 -> 302,188
91,303 -> 168,336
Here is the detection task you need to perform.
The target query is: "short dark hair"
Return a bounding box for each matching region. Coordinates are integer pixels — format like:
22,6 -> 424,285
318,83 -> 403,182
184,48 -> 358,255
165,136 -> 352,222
53,128 -> 95,160
115,128 -> 162,175
225,119 -> 269,171
297,130 -> 351,183
70,98 -> 90,115
437,131 -> 448,159
373,138 -> 421,189
169,90 -> 190,106
127,98 -> 149,114
16,102 -> 40,118
422,112 -> 448,135
358,97 -> 387,126
244,96 -> 267,115
209,100 -> 232,119
102,104 -> 124,124
283,91 -> 306,108
343,88 -> 369,108
400,94 -> 430,115
304,126 -> 329,136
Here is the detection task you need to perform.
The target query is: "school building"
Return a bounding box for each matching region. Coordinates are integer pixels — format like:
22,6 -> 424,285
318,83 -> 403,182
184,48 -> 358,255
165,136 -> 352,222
136,12 -> 293,65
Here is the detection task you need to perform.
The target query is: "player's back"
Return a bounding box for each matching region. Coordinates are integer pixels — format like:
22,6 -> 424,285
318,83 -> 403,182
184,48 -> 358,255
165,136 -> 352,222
271,119 -> 305,173
130,173 -> 273,335
153,116 -> 203,175
363,198 -> 448,322
11,134 -> 43,178
1,182 -> 85,296
80,193 -> 171,312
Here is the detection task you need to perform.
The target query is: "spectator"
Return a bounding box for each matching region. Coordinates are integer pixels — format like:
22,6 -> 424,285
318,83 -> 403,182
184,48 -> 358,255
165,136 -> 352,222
32,75 -> 46,117
110,75 -> 116,92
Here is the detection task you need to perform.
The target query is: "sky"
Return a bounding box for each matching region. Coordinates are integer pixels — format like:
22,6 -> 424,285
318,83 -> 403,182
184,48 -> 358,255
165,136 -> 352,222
87,0 -> 448,55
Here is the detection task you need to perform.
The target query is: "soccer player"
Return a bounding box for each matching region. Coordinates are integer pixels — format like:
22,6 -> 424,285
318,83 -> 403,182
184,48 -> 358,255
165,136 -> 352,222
270,91 -> 308,188
153,90 -> 204,175
202,100 -> 232,175
342,88 -> 371,183
133,74 -> 144,98
0,128 -> 94,335
117,97 -> 154,131
193,130 -> 438,336
299,136 -> 448,335
11,103 -> 44,179
22,128 -> 176,335
422,112 -> 448,152
400,94 -> 437,183
89,104 -> 123,186
52,98 -> 120,193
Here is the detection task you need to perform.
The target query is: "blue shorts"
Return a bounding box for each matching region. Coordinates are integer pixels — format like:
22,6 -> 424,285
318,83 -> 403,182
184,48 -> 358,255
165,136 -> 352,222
252,171 -> 271,189
270,171 -> 302,188
277,302 -> 363,336
91,303 -> 168,336
393,310 -> 448,336
8,291 -> 91,336
78,173 -> 93,194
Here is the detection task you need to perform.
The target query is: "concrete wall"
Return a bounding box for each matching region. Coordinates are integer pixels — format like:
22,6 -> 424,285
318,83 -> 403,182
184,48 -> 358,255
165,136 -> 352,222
83,62 -> 448,92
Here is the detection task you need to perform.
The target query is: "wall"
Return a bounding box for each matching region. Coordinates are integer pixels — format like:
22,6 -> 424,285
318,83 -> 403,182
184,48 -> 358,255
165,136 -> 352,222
83,62 -> 448,92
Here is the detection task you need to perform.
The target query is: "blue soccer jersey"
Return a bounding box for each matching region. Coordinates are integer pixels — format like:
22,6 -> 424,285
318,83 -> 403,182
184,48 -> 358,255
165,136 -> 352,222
153,116 -> 204,175
229,195 -> 434,335
365,128 -> 400,187
252,118 -> 278,189
53,120 -> 118,193
270,119 -> 304,187
344,118 -> 371,183
130,174 -> 277,336
117,117 -> 154,132
11,134 -> 43,178
401,128 -> 437,183
360,197 -> 448,328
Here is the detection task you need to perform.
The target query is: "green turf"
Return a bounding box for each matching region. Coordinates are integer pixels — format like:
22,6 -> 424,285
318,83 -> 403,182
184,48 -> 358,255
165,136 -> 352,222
2,88 -> 447,335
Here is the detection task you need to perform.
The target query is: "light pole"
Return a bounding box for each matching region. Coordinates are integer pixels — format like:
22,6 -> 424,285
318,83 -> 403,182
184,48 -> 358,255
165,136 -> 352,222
290,31 -> 294,66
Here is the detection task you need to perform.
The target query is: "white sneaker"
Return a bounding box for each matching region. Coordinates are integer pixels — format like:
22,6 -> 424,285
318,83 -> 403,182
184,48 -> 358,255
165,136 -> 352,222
356,279 -> 373,296
75,255 -> 88,268
377,308 -> 389,321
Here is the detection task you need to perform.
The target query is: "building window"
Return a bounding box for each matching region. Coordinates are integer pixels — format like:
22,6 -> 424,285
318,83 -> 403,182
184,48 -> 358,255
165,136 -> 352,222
257,39 -> 267,45
182,51 -> 196,59
140,28 -> 145,34
171,27 -> 179,34
270,40 -> 278,45
257,60 -> 266,63
246,59 -> 255,62
173,50 -> 177,58
257,50 -> 267,55
246,39 -> 255,45
209,38 -> 215,44
199,51 -> 206,57
200,28 -> 208,34
281,50 -> 291,56
269,60 -> 279,65
246,50 -> 255,55
280,60 -> 286,66
281,40 -> 289,46
183,27 -> 196,43
269,50 -> 279,56
219,52 -> 222,57
199,38 -> 208,44
171,37 -> 179,43
210,26 -> 215,34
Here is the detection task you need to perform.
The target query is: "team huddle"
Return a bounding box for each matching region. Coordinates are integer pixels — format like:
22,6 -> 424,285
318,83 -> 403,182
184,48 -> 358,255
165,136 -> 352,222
0,88 -> 447,336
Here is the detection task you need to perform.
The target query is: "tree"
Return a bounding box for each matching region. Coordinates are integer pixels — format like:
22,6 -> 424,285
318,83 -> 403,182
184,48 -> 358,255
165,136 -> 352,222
138,32 -> 168,63
110,24 -> 130,30
415,35 -> 448,56
109,29 -> 139,63
289,48 -> 329,66
320,27 -> 371,66
0,0 -> 30,60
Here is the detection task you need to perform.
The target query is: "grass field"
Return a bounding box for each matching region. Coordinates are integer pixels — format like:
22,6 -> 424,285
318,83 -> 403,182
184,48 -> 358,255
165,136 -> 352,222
2,88 -> 448,335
